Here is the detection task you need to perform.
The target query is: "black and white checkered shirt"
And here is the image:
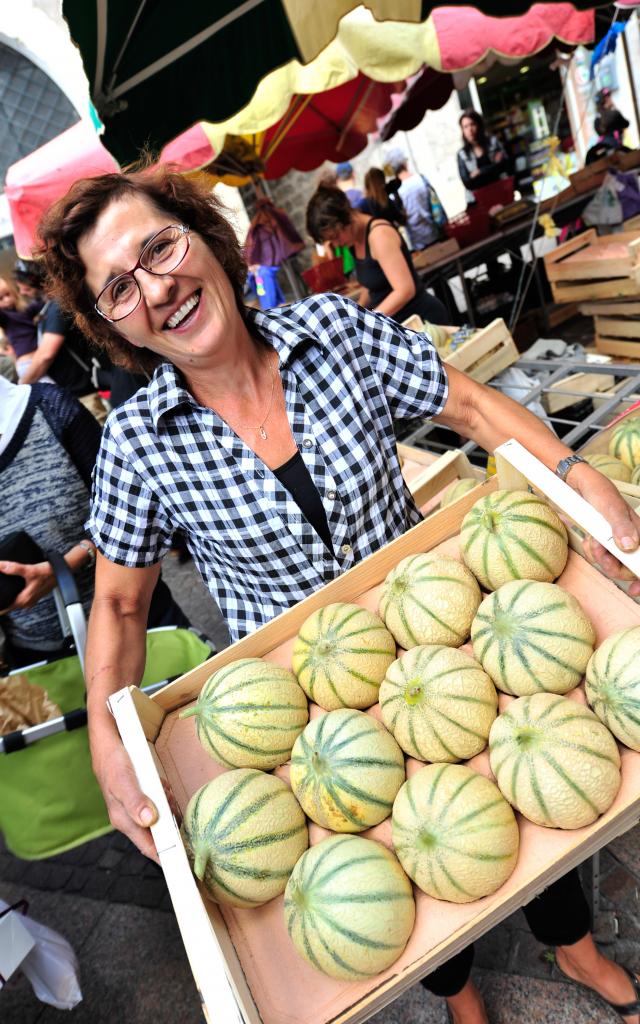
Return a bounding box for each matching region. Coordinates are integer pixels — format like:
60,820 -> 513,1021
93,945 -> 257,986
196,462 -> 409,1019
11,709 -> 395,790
87,294 -> 448,641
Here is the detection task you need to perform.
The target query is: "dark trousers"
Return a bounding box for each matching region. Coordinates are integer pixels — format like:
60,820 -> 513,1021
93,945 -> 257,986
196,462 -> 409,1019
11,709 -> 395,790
421,868 -> 591,998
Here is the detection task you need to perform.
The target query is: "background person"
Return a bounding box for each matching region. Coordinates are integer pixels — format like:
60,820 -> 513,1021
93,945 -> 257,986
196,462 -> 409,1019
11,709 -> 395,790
358,166 -> 406,226
0,375 -> 188,669
0,274 -> 42,378
335,160 -> 363,207
457,108 -> 510,204
385,148 -> 446,252
306,185 -> 448,324
38,165 -> 640,1024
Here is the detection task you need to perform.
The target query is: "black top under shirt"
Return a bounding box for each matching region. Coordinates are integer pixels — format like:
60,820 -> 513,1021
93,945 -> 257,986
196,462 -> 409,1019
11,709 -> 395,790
273,451 -> 334,554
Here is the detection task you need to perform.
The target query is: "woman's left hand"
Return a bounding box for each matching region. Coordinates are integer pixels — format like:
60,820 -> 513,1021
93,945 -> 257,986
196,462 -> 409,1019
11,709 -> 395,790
570,463 -> 640,596
0,560 -> 56,614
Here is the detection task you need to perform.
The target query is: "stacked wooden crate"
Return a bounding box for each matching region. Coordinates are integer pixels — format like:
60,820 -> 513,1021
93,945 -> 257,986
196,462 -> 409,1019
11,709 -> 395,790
402,316 -> 519,385
543,228 -> 640,360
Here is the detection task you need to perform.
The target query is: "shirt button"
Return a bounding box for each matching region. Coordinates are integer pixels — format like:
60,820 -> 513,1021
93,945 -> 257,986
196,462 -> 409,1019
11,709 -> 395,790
341,543 -> 352,555
327,490 -> 336,500
302,437 -> 313,449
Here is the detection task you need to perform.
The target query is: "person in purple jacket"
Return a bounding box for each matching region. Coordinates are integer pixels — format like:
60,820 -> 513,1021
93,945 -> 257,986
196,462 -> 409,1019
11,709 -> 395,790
0,275 -> 43,378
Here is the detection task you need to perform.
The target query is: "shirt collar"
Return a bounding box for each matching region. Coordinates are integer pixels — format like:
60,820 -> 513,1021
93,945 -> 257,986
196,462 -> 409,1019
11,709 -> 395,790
147,300 -> 327,427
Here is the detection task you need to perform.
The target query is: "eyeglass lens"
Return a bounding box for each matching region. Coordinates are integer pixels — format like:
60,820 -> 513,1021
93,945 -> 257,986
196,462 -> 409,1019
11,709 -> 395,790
96,226 -> 189,321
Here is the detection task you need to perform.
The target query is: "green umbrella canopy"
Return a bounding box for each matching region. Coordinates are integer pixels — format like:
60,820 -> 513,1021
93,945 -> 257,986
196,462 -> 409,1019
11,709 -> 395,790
62,0 -> 603,165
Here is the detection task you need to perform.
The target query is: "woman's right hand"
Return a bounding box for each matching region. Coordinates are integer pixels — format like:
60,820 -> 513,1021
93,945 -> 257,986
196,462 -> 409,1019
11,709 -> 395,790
91,725 -> 160,862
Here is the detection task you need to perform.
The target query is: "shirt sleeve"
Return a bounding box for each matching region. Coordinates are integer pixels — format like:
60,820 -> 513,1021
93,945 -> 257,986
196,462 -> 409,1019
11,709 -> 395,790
42,302 -> 67,336
85,420 -> 174,567
337,296 -> 449,420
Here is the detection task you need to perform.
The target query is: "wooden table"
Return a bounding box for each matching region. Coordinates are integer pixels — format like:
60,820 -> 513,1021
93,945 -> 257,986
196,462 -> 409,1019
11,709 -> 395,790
417,188 -> 598,329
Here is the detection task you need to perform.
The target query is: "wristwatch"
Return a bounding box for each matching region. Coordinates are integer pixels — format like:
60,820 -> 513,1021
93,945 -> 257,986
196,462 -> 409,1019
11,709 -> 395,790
77,540 -> 96,567
555,454 -> 587,482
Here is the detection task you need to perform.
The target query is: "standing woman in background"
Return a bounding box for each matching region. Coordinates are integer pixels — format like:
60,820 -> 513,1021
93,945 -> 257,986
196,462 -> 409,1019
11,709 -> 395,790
457,109 -> 510,205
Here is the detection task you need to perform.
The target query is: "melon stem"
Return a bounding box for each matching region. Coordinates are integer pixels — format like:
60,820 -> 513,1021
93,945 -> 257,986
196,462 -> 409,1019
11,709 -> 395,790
179,704 -> 201,720
194,848 -> 208,881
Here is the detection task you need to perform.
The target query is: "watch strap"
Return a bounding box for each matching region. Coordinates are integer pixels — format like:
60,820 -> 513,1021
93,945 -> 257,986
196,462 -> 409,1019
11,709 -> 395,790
555,454 -> 587,482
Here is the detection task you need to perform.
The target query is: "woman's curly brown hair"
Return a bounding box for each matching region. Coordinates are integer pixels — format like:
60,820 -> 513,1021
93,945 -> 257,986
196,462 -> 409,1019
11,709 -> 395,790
37,166 -> 248,376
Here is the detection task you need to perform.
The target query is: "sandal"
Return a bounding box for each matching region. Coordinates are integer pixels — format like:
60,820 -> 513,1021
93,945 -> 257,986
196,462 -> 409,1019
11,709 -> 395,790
553,959 -> 640,1021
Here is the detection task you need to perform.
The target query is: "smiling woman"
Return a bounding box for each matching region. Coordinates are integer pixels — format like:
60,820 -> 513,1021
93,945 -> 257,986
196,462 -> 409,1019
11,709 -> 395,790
36,165 -> 640,1024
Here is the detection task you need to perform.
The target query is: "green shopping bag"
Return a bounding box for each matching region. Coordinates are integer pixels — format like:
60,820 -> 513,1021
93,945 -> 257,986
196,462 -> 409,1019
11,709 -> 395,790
0,628 -> 211,860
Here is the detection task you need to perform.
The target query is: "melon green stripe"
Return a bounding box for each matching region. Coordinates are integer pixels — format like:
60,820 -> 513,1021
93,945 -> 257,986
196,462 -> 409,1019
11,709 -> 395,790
518,626 -> 592,646
435,850 -> 473,899
394,604 -> 420,647
543,751 -> 600,816
501,528 -> 556,576
535,696 -> 566,722
492,530 -> 523,580
211,701 -> 304,715
437,693 -> 497,708
331,776 -> 394,809
206,867 -> 264,905
196,728 -> 234,768
315,925 -> 367,977
505,514 -> 567,540
546,712 -> 598,729
442,795 -> 503,830
604,629 -> 630,677
214,671 -> 296,700
322,711 -> 359,750
546,739 -> 619,764
205,771 -> 255,832
314,906 -> 398,950
332,756 -> 405,770
408,594 -> 465,637
314,891 -> 413,904
323,782 -> 368,827
429,703 -> 489,742
217,823 -> 307,855
305,836 -> 349,886
214,859 -> 292,881
208,789 -> 284,844
435,771 -> 476,821
482,531 -> 492,586
314,854 -> 393,889
323,724 -> 378,757
512,640 -> 547,690
301,916 -> 323,972
528,757 -> 551,820
200,718 -> 293,759
442,845 -> 515,862
411,573 -> 476,586
462,523 -> 484,551
321,663 -> 347,705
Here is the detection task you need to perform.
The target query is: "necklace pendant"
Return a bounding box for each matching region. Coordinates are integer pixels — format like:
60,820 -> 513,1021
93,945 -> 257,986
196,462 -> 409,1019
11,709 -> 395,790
259,426 -> 268,440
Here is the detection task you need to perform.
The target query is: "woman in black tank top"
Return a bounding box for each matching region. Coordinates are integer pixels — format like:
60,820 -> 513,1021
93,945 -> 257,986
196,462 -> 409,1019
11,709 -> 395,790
306,186 -> 447,325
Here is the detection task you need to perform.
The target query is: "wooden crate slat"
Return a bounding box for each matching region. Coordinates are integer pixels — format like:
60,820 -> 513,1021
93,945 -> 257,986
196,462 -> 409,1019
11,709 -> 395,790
595,315 -> 640,339
595,335 -> 640,358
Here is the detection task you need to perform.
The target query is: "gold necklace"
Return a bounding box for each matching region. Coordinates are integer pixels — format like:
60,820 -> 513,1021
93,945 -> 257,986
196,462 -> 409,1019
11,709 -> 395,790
235,354 -> 278,440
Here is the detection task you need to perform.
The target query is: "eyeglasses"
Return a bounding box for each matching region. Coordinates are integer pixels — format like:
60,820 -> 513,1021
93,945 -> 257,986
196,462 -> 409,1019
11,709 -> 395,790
94,224 -> 190,322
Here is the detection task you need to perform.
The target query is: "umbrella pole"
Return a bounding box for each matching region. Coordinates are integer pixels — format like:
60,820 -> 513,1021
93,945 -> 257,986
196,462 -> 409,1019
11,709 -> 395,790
255,177 -> 306,301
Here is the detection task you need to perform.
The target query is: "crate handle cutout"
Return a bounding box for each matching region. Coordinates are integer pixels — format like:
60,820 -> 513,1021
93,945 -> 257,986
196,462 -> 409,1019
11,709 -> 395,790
495,439 -> 640,578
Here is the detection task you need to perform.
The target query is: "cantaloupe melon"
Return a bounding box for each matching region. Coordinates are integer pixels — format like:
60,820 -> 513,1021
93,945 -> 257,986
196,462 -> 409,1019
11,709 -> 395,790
586,626 -> 640,751
181,769 -> 308,907
379,645 -> 497,762
460,490 -> 568,591
632,465 -> 640,486
609,415 -> 640,469
291,603 -> 396,710
471,580 -> 596,696
583,453 -> 631,482
284,834 -> 415,979
392,763 -> 519,902
441,478 -> 479,507
289,709 -> 405,832
180,657 -> 308,770
489,692 -> 621,829
379,554 -> 481,650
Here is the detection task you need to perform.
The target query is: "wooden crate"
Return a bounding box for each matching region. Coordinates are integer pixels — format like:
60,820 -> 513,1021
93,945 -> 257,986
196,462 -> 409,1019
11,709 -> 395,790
568,155 -> 611,195
543,229 -> 640,304
111,440 -> 640,1024
411,237 -> 459,270
401,317 -> 519,385
398,445 -> 484,512
443,317 -> 519,384
579,298 -> 640,359
541,369 -> 616,415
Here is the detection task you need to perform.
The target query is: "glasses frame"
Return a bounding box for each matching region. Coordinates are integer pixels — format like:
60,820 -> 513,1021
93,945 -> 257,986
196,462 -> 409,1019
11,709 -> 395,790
94,223 -> 191,323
